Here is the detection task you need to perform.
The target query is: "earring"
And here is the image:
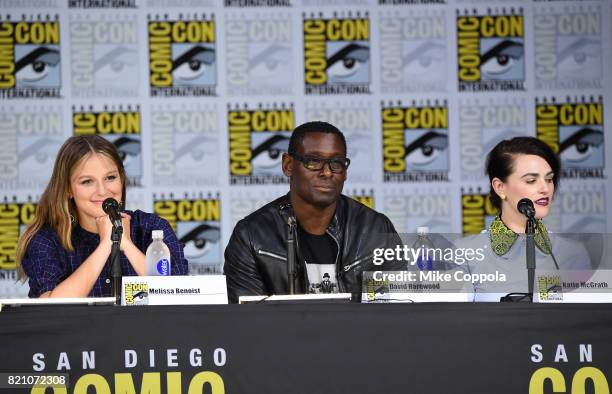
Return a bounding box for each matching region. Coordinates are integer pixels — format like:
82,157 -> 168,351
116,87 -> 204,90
500,195 -> 506,201
70,214 -> 76,223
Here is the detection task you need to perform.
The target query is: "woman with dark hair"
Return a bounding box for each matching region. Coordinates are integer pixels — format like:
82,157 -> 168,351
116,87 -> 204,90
463,136 -> 590,301
16,135 -> 188,298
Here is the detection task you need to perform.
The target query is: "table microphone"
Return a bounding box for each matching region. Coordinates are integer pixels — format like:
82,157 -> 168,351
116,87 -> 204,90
102,198 -> 123,229
517,198 -> 536,219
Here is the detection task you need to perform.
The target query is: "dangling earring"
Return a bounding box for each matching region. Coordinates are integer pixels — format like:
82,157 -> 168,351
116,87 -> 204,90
500,194 -> 506,201
70,213 -> 76,223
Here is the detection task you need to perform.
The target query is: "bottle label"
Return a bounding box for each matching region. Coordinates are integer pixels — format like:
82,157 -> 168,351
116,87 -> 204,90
156,259 -> 171,276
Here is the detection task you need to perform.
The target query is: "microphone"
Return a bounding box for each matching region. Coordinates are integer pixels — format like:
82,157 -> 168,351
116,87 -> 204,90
102,198 -> 123,229
517,198 -> 536,219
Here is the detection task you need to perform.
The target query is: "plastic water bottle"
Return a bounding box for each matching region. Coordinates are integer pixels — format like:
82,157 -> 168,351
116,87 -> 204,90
412,226 -> 435,271
146,230 -> 171,276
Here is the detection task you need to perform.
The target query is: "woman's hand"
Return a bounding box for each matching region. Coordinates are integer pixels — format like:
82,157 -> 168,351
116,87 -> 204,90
120,212 -> 133,251
94,214 -> 114,246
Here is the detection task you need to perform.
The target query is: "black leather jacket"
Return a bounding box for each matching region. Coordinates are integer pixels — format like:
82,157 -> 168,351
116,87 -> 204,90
224,194 -> 401,303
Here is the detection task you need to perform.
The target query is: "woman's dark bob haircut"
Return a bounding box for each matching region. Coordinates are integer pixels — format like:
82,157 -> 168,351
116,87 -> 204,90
485,136 -> 560,211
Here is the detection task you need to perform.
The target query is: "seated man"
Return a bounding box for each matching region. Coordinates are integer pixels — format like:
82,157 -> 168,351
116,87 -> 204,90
224,121 -> 400,303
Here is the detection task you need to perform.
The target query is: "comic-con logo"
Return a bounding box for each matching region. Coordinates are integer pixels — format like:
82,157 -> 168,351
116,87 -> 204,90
151,105 -> 219,186
226,15 -> 292,95
303,12 -> 371,95
535,5 -> 602,90
535,96 -> 604,179
124,282 -> 149,306
384,190 -> 451,233
459,98 -> 527,181
148,14 -> 216,97
382,100 -> 449,182
348,189 -> 374,209
546,186 -> 606,233
0,106 -> 63,189
70,16 -> 139,97
154,194 -> 222,274
456,9 -> 525,92
0,16 -> 61,99
305,101 -> 372,183
0,199 -> 36,272
380,11 -> 446,93
73,105 -> 142,186
461,188 -> 498,235
228,103 -> 294,185
537,275 -> 562,301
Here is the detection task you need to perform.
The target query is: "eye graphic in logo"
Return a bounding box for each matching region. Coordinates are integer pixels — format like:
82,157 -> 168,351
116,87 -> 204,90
404,130 -> 448,170
172,45 -> 216,86
480,39 -> 524,80
483,130 -> 524,154
251,134 -> 290,174
403,41 -> 445,80
559,127 -> 604,166
18,137 -> 61,166
112,136 -> 141,174
175,135 -> 217,165
326,43 -> 370,84
15,46 -> 60,87
94,45 -> 138,86
556,37 -> 601,80
179,223 -> 221,260
249,44 -> 291,84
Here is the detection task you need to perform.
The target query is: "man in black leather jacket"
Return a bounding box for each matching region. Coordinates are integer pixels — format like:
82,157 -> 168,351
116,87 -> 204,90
224,121 -> 401,303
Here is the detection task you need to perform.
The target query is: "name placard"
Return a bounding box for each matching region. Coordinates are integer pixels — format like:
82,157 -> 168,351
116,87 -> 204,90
121,276 -> 227,306
535,270 -> 612,303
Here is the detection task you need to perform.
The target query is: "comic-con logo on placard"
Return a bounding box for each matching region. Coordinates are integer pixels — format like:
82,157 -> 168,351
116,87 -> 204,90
384,188 -> 451,233
228,103 -> 294,185
0,105 -> 63,189
460,98 -> 527,181
0,15 -> 61,99
0,198 -> 37,273
72,105 -> 142,186
224,0 -> 291,7
305,100 -> 373,183
124,282 -> 149,306
151,103 -> 219,187
226,14 -> 293,95
536,96 -> 605,179
461,188 -> 498,235
70,15 -> 139,98
456,8 -> 525,92
380,10 -> 447,93
382,100 -> 449,182
535,5 -> 602,90
148,14 -> 216,97
303,11 -> 371,95
154,193 -> 222,274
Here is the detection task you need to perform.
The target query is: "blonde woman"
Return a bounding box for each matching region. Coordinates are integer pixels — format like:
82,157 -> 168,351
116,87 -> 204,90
17,135 -> 188,298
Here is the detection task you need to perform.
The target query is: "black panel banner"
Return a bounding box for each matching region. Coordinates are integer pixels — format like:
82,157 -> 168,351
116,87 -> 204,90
1,303 -> 611,393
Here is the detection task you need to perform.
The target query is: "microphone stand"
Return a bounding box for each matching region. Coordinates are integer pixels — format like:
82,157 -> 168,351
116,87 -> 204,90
525,215 -> 536,301
110,225 -> 123,305
287,216 -> 296,295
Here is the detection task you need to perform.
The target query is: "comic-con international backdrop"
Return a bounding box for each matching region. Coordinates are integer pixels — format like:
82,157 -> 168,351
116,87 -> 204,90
0,0 -> 610,297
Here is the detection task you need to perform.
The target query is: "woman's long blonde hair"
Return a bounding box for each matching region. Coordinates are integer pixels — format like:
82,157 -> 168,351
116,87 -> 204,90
16,135 -> 127,276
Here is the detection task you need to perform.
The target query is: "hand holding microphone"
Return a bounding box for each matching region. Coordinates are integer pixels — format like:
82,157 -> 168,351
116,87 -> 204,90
103,198 -> 123,229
